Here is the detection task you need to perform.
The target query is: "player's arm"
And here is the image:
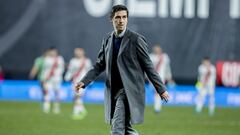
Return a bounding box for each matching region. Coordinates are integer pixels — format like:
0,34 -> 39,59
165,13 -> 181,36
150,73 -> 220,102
136,36 -> 169,102
29,66 -> 38,79
196,66 -> 203,88
165,55 -> 174,83
64,59 -> 74,81
86,59 -> 92,70
29,58 -> 41,79
198,66 -> 205,85
56,56 -> 65,76
212,66 -> 217,85
75,39 -> 107,91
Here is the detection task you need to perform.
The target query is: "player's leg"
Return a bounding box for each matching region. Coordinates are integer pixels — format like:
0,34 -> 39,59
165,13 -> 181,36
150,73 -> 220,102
208,86 -> 215,116
53,82 -> 61,114
196,87 -> 207,113
42,82 -> 51,113
111,90 -> 138,135
154,92 -> 162,113
72,82 -> 87,119
125,96 -> 139,135
72,93 -> 87,120
111,92 -> 127,135
73,95 -> 79,116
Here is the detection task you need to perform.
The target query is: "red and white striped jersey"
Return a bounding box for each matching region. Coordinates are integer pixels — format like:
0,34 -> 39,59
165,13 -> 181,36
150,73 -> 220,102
64,58 -> 92,83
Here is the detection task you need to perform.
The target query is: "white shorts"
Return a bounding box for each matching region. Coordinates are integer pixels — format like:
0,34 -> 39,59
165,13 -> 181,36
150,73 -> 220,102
44,81 -> 61,91
197,85 -> 215,96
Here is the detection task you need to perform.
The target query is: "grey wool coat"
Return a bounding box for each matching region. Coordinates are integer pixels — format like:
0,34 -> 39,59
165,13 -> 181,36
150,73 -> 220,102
81,29 -> 167,124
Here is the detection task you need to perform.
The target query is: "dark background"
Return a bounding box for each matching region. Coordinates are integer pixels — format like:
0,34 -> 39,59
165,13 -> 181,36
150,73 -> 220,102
0,0 -> 239,84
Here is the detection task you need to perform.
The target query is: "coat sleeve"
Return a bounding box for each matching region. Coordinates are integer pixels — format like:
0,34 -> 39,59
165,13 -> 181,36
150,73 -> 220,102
136,36 -> 167,95
80,39 -> 106,87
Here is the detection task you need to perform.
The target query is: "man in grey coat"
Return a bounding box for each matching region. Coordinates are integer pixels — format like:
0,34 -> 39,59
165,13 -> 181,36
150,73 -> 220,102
75,5 -> 169,135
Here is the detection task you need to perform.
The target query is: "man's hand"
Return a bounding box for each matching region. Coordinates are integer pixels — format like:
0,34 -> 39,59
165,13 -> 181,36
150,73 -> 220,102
75,82 -> 85,93
160,91 -> 170,102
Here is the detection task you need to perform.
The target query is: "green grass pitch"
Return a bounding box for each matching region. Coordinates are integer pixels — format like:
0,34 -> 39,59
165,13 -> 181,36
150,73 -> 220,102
0,101 -> 239,135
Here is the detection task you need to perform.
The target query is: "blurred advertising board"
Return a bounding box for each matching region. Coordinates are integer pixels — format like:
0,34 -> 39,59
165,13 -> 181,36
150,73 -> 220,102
216,61 -> 240,87
0,80 -> 240,107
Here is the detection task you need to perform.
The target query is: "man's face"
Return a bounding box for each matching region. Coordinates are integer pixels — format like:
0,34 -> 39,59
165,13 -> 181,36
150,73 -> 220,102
75,48 -> 84,58
48,50 -> 58,57
153,46 -> 162,55
112,10 -> 128,34
203,59 -> 210,66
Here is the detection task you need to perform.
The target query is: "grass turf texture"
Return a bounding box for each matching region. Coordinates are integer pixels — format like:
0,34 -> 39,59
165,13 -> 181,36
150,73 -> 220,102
0,101 -> 239,135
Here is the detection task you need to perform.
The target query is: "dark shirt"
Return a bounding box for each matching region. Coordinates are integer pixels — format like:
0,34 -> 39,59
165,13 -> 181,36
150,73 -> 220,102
111,34 -> 124,97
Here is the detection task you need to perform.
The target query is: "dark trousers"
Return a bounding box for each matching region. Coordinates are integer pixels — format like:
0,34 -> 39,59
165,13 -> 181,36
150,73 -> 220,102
111,92 -> 139,135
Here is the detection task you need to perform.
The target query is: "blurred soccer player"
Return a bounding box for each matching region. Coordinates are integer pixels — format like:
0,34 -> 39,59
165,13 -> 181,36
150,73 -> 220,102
195,57 -> 216,115
41,47 -> 65,114
75,5 -> 169,135
150,45 -> 174,113
65,48 -> 92,119
29,49 -> 48,110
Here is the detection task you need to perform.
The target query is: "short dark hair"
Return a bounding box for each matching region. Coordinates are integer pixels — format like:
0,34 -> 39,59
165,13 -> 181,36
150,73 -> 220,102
203,56 -> 210,60
110,5 -> 129,19
48,46 -> 56,50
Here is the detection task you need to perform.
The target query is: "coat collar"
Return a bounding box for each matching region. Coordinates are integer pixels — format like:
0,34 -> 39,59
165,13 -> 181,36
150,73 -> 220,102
118,29 -> 130,57
113,28 -> 126,38
109,28 -> 131,40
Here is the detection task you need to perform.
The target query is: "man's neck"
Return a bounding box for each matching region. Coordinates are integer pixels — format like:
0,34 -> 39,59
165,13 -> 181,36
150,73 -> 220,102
114,28 -> 126,38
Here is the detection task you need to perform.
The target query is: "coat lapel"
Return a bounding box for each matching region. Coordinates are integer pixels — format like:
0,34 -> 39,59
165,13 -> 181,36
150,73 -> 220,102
106,32 -> 114,79
118,29 -> 130,58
